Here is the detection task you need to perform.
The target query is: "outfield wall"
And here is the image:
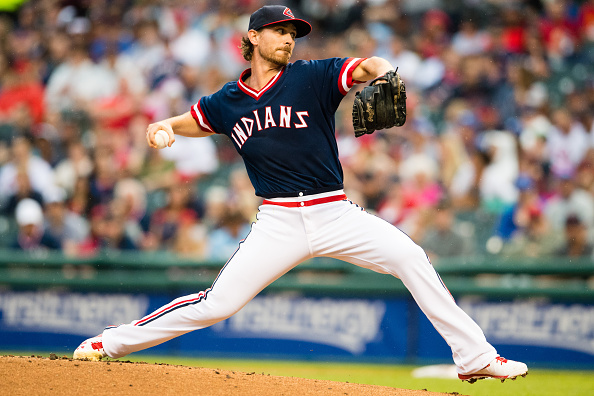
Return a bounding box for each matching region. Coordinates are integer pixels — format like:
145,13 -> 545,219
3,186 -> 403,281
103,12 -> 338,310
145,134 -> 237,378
0,250 -> 592,368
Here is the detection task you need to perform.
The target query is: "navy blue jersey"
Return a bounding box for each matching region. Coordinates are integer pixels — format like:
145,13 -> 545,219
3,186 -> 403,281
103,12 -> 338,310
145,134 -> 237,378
191,57 -> 365,198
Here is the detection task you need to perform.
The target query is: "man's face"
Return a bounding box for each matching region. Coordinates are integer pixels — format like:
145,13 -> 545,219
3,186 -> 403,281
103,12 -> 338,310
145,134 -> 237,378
559,178 -> 574,198
20,224 -> 38,237
46,202 -> 64,221
254,22 -> 297,66
566,222 -> 587,244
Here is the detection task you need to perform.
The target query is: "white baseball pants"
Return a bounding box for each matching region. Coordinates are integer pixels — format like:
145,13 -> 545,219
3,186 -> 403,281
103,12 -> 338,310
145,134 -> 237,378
102,190 -> 496,374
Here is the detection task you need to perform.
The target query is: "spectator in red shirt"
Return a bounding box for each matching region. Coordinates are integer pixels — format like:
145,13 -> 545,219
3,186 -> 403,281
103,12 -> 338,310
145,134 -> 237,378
498,5 -> 527,54
0,59 -> 45,125
578,0 -> 594,42
539,0 -> 580,59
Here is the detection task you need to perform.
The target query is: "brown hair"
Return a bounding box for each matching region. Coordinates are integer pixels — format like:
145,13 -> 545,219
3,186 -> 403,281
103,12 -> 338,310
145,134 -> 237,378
240,36 -> 254,62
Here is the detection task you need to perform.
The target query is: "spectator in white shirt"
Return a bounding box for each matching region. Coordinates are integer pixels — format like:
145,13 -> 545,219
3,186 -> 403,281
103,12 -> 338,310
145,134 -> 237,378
451,19 -> 492,56
547,107 -> 590,177
0,134 -> 60,207
44,44 -> 116,114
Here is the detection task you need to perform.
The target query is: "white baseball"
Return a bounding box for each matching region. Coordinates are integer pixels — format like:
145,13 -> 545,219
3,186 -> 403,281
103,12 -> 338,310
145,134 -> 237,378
154,129 -> 170,149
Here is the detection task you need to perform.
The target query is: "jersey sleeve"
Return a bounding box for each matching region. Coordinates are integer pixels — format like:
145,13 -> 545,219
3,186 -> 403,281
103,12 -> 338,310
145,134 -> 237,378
336,57 -> 367,95
305,57 -> 366,111
190,92 -> 221,134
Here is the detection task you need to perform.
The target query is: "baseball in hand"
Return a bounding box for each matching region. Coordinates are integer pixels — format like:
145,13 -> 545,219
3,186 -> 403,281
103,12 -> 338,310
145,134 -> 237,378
154,130 -> 170,149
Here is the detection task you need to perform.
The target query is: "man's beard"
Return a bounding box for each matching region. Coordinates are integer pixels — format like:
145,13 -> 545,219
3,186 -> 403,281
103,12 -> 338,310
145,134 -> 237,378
259,46 -> 292,66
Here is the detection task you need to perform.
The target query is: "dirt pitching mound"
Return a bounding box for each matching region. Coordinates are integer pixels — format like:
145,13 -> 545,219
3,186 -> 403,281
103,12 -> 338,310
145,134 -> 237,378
1,355 -> 461,396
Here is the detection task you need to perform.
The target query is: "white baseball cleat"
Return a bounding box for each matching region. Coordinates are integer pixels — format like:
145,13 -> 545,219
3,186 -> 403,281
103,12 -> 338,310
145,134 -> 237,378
73,334 -> 107,361
458,356 -> 528,383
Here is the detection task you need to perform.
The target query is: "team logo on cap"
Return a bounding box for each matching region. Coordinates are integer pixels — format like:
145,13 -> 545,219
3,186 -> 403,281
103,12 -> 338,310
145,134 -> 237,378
283,7 -> 295,19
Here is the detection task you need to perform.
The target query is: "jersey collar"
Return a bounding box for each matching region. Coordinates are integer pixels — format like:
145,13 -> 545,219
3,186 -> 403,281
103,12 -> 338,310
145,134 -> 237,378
237,67 -> 285,100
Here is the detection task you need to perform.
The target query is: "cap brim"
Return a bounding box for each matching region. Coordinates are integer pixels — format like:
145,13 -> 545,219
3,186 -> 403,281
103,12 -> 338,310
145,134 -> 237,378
257,18 -> 312,38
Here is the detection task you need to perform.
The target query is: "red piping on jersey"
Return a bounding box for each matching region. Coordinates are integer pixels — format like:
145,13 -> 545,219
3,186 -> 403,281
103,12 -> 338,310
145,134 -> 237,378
191,98 -> 215,133
238,67 -> 285,100
338,57 -> 366,95
262,194 -> 347,207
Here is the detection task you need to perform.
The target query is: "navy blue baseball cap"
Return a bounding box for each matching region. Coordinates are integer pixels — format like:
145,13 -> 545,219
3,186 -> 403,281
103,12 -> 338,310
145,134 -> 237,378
248,5 -> 312,38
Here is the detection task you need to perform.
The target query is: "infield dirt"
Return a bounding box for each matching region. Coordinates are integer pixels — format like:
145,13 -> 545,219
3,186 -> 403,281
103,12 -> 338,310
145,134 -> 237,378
1,355 -> 464,395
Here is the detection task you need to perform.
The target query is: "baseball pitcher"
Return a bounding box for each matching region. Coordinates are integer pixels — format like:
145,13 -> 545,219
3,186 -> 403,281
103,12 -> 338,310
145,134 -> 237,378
74,5 -> 527,383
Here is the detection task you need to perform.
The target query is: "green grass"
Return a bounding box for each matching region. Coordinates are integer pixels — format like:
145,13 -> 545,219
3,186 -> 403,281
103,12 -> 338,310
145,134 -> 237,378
4,352 -> 594,396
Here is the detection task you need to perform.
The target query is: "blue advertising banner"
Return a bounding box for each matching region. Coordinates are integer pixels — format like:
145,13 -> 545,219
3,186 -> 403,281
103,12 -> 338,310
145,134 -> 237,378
461,298 -> 594,366
0,290 -> 592,367
0,290 -> 409,359
416,297 -> 594,367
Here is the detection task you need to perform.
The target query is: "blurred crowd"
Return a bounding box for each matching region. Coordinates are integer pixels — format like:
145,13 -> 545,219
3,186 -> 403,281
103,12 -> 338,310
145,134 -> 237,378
0,0 -> 593,263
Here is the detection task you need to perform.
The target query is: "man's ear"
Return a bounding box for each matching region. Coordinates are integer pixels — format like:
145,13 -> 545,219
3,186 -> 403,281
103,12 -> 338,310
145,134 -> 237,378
248,29 -> 259,46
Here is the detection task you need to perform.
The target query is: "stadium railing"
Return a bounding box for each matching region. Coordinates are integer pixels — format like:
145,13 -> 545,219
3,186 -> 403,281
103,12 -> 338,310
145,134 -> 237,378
0,249 -> 592,301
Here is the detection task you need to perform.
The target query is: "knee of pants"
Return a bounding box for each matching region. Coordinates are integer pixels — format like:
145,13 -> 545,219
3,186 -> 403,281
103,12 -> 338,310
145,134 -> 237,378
196,295 -> 247,323
396,237 -> 429,262
388,240 -> 432,273
413,243 -> 431,263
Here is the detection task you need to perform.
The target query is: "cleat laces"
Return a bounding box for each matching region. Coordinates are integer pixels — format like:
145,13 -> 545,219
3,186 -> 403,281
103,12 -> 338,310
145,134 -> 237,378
495,356 -> 508,364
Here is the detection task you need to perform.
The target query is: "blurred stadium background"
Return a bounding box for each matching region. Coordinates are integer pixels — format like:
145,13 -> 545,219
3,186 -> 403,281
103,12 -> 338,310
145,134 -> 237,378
0,0 -> 592,370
